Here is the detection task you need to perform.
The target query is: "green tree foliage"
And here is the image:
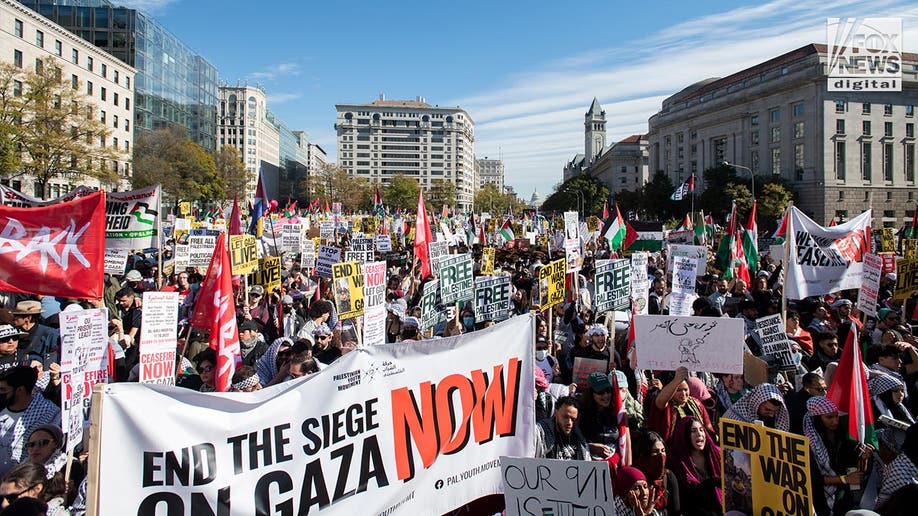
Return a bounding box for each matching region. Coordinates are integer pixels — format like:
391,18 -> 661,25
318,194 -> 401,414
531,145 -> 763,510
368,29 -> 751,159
696,164 -> 739,219
428,180 -> 457,209
0,57 -> 123,196
757,180 -> 795,225
308,164 -> 372,211
473,183 -> 525,214
540,174 -> 609,215
383,174 -> 420,211
723,184 -> 753,214
132,126 -> 219,202
213,145 -> 252,202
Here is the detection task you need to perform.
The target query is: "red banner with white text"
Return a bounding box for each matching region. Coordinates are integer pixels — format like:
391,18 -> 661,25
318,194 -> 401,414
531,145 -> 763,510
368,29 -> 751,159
0,191 -> 105,299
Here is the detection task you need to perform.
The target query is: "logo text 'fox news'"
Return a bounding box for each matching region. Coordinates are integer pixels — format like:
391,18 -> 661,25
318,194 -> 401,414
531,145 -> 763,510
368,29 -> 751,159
827,18 -> 902,92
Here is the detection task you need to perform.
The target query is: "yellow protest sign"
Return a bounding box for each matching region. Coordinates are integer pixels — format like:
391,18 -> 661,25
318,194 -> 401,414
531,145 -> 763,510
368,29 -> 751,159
332,261 -> 365,320
894,257 -> 918,300
880,227 -> 896,252
229,235 -> 258,275
480,247 -> 496,275
247,256 -> 282,294
537,258 -> 566,310
312,237 -> 321,255
587,216 -> 600,232
179,202 -> 191,216
364,217 -> 378,235
906,239 -> 917,259
720,419 -> 811,516
486,219 -> 496,234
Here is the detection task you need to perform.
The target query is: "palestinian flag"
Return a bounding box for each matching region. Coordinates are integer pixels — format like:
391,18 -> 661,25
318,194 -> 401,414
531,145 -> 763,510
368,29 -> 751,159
827,328 -> 877,447
716,202 -> 738,279
733,220 -> 751,285
373,187 -> 384,217
499,218 -> 515,242
909,203 -> 918,238
741,201 -> 759,276
773,208 -> 788,242
627,221 -> 664,251
601,203 -> 627,250
676,213 -> 693,231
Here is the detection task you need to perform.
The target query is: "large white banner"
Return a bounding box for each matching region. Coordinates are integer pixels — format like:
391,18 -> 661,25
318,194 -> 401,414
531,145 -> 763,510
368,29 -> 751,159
139,292 -> 179,385
106,185 -> 162,249
786,207 -> 872,299
633,315 -> 744,373
91,315 -> 535,515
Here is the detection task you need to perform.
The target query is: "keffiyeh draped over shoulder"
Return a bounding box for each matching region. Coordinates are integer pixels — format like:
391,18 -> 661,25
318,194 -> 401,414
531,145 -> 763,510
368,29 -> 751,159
722,383 -> 789,431
804,396 -> 840,511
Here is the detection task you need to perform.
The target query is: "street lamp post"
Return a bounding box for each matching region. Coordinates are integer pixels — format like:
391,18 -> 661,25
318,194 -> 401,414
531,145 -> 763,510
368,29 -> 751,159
575,191 -> 584,219
723,161 -> 755,201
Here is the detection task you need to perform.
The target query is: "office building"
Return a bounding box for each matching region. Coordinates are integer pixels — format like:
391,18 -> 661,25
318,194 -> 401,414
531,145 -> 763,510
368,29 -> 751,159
20,0 -> 219,151
335,95 -> 476,210
647,43 -> 918,226
475,157 -> 504,191
1,0 -> 133,197
218,85 -> 278,199
308,142 -> 327,177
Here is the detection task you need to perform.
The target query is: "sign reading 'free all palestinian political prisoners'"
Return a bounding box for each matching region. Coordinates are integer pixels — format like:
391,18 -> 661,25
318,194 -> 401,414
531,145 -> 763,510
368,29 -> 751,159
90,314 -> 535,516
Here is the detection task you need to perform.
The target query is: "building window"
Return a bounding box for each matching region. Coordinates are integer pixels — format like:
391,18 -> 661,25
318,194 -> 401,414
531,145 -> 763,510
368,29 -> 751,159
907,105 -> 915,117
55,40 -> 62,56
87,56 -> 93,72
793,103 -> 804,117
113,114 -> 117,128
863,102 -> 871,114
908,123 -> 915,138
72,49 -> 78,65
907,144 -> 915,182
770,109 -> 780,123
14,19 -> 22,38
113,92 -> 118,106
86,81 -> 92,95
100,87 -> 106,101
795,143 -> 804,171
836,142 -> 846,180
836,119 -> 845,135
126,76 -> 130,89
71,74 -> 78,89
885,122 -> 893,137
13,50 -> 22,69
101,63 -> 106,78
839,191 -> 845,201
862,143 -> 872,181
751,150 -> 759,173
863,121 -> 872,136
35,30 -> 43,48
836,210 -> 848,222
772,148 -> 781,175
885,143 -> 894,181
100,111 -> 105,124
12,81 -> 22,97
114,70 -> 119,84
751,131 -> 759,145
751,115 -> 759,126
884,104 -> 893,116
794,122 -> 804,139
835,100 -> 846,113
771,127 -> 780,143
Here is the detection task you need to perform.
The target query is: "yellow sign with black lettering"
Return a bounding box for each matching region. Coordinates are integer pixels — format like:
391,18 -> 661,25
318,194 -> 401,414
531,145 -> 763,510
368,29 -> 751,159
247,256 -> 282,294
480,247 -> 496,275
720,419 -> 811,516
905,239 -> 917,259
537,258 -> 566,310
895,257 -> 918,300
179,201 -> 191,216
229,235 -> 258,275
332,261 -> 364,320
880,227 -> 896,252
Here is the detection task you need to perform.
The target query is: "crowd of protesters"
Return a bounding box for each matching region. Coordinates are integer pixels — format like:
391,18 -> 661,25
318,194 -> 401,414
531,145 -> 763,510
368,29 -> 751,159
0,212 -> 914,516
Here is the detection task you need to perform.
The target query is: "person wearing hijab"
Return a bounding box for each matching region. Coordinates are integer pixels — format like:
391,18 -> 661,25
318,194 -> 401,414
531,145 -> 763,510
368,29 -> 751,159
613,466 -> 661,516
870,374 -> 915,429
647,367 -> 715,441
723,383 -> 790,431
632,430 -> 680,516
615,370 -> 645,430
713,374 -> 749,419
666,416 -> 723,516
805,396 -> 874,516
878,423 -> 918,506
255,337 -> 294,386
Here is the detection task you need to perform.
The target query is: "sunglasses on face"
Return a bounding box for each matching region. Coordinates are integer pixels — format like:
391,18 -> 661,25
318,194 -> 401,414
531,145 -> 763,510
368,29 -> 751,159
199,365 -> 214,373
25,439 -> 51,449
317,335 -> 331,340
0,337 -> 16,343
1,486 -> 33,504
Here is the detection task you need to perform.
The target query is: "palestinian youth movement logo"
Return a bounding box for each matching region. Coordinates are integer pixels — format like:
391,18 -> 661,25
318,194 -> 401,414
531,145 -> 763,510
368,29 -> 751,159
131,202 -> 157,227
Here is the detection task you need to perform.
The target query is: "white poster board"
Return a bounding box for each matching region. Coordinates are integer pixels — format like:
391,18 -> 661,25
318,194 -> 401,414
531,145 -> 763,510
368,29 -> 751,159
634,314 -> 744,373
669,255 -> 698,317
500,456 -> 613,516
667,244 -> 706,277
474,275 -> 511,322
753,314 -> 796,371
857,253 -> 882,317
60,308 -> 108,451
438,254 -> 475,304
594,259 -> 631,313
104,248 -> 130,275
139,292 -> 179,385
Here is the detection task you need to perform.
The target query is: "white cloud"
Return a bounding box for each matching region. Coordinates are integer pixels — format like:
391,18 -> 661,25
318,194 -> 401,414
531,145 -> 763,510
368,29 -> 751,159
267,92 -> 302,104
452,0 -> 918,198
248,63 -> 302,82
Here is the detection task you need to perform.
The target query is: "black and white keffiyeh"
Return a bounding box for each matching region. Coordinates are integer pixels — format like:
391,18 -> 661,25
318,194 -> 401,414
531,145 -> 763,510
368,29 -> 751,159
804,396 -> 840,511
722,383 -> 789,431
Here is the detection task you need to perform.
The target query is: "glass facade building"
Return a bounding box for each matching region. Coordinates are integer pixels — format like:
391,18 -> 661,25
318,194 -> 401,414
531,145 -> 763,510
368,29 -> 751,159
268,109 -> 309,201
19,0 -> 219,151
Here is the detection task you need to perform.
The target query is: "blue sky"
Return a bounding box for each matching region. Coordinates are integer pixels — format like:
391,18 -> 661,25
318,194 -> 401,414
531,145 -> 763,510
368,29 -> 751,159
122,0 -> 917,201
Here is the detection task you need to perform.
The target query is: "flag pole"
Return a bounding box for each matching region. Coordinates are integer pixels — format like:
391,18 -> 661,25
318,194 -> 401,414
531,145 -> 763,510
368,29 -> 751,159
781,202 -> 793,324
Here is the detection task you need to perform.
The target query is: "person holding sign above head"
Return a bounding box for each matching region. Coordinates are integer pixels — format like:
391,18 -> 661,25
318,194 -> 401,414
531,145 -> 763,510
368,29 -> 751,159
805,396 -> 875,516
647,367 -> 715,441
723,383 -> 790,431
666,416 -> 723,516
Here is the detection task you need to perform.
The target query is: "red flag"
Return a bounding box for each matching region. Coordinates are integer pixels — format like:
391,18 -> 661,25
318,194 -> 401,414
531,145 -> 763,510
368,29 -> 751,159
0,191 -> 105,299
827,327 -> 876,445
773,208 -> 788,238
624,221 -> 639,250
190,233 -> 241,392
414,191 -> 434,278
228,195 -> 243,236
602,200 -> 610,220
324,199 -> 330,214
688,174 -> 695,192
829,218 -> 837,227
